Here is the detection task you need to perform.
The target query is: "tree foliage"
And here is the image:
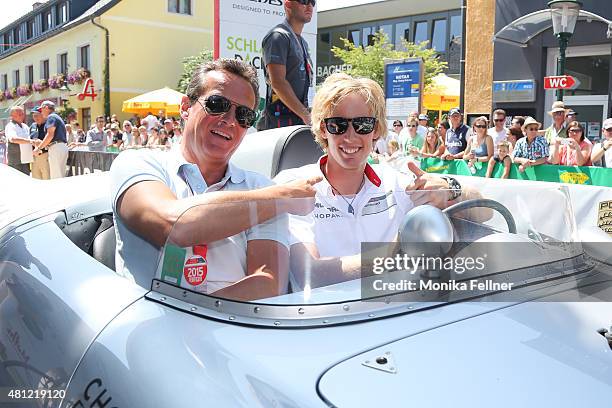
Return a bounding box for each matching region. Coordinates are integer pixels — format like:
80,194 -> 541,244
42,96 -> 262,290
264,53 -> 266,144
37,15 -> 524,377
177,50 -> 214,94
331,31 -> 448,90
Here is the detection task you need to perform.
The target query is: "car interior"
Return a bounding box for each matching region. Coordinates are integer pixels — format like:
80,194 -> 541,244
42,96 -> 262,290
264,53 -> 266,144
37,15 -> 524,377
57,127 -> 324,287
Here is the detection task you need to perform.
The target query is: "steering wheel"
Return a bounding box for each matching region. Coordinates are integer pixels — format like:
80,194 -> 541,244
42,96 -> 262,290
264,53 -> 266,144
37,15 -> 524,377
443,198 -> 517,234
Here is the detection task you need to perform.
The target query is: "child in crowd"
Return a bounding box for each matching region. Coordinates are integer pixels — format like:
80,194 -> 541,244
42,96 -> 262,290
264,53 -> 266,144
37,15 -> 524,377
486,140 -> 512,179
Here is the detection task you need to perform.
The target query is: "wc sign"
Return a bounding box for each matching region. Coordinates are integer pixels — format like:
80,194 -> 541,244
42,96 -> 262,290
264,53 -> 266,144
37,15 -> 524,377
543,75 -> 581,90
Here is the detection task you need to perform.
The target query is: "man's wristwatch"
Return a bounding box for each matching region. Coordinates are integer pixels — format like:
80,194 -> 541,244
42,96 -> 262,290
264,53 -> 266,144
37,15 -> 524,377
440,176 -> 462,202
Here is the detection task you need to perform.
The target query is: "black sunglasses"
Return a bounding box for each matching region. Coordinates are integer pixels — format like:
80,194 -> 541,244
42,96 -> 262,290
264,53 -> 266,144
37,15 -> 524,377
324,117 -> 377,135
493,118 -> 505,122
198,95 -> 257,128
605,127 -> 612,132
292,0 -> 316,6
474,124 -> 487,129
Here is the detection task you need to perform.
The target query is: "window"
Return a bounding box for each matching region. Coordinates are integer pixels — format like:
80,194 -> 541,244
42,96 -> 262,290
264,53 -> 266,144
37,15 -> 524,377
168,0 -> 191,15
331,30 -> 347,63
348,30 -> 360,47
317,33 -> 330,65
78,45 -> 90,70
41,59 -> 49,80
26,20 -> 34,39
43,10 -> 52,32
414,21 -> 428,45
57,2 -> 68,25
59,52 -> 68,74
450,15 -> 462,42
362,27 -> 376,47
26,65 -> 34,85
431,19 -> 447,52
394,22 -> 410,50
82,108 -> 91,132
379,24 -> 393,43
4,33 -> 10,51
13,70 -> 20,87
13,27 -> 20,47
1,74 -> 7,91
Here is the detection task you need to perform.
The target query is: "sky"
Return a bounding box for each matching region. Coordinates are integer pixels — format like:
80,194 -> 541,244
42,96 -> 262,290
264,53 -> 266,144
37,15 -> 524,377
0,1 -> 41,31
0,0 -> 378,30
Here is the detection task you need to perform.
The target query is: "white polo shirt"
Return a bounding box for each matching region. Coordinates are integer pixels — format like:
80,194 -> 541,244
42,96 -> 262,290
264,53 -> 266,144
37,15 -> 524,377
110,147 -> 288,293
5,121 -> 33,164
274,156 -> 415,258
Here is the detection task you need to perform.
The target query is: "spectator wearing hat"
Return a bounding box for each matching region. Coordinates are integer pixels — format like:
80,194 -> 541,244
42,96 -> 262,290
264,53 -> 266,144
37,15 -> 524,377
591,118 -> 612,167
549,121 -> 592,166
511,116 -> 549,172
441,107 -> 470,160
30,106 -> 50,180
5,106 -> 33,175
110,124 -> 124,149
417,113 -> 429,136
565,109 -> 577,126
544,101 -> 568,144
163,118 -> 175,138
33,100 -> 68,179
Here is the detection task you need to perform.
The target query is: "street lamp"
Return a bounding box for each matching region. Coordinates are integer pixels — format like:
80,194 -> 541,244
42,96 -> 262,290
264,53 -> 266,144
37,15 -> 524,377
548,0 -> 582,101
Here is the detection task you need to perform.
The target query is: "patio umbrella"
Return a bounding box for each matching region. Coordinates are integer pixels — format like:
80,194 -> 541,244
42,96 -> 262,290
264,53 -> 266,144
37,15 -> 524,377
423,74 -> 460,120
122,87 -> 186,116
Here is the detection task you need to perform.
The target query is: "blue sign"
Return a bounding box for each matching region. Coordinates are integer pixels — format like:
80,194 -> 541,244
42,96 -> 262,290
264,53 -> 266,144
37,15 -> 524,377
385,61 -> 421,99
493,80 -> 536,103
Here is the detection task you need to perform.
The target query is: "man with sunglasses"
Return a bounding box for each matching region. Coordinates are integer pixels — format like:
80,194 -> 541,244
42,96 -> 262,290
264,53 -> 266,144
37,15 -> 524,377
487,109 -> 508,150
591,118 -> 612,168
110,59 -> 321,301
259,0 -> 315,130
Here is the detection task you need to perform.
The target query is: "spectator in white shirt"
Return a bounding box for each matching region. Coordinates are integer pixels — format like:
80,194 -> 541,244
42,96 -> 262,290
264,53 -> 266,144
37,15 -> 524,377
5,106 -> 34,175
487,108 -> 508,149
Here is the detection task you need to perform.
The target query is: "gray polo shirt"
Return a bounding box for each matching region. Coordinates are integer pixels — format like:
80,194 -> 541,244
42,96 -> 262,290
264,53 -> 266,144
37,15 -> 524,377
262,20 -> 312,106
109,148 -> 288,290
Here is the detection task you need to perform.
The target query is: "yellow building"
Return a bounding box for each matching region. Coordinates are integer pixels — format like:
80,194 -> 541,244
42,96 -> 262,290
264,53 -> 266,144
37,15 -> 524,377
0,0 -> 213,129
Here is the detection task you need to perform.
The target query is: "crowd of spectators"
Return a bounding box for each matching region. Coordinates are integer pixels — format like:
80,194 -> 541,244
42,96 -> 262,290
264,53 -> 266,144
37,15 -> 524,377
2,107 -> 183,180
372,103 -> 612,179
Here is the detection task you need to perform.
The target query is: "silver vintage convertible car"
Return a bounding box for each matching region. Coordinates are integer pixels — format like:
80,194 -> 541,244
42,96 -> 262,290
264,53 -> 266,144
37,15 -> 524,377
1,126 -> 612,408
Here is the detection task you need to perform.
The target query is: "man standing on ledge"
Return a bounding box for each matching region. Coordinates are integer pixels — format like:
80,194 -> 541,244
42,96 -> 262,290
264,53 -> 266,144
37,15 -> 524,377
259,0 -> 315,130
33,100 -> 68,179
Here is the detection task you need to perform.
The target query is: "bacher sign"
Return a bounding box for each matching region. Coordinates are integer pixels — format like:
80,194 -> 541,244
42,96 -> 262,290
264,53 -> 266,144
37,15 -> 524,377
543,75 -> 581,90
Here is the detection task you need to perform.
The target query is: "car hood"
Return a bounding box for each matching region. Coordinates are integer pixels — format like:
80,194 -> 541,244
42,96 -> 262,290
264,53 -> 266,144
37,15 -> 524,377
318,300 -> 612,407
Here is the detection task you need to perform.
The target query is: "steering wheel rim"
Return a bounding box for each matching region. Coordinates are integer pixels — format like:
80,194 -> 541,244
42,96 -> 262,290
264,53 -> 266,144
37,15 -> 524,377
443,198 -> 517,234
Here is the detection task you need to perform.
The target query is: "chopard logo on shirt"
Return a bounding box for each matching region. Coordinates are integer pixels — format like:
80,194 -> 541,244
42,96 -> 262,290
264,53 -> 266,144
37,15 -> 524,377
314,202 -> 343,218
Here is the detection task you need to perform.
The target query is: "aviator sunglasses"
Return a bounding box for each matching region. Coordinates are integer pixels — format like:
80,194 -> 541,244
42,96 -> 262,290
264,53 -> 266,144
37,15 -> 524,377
324,117 -> 377,135
292,0 -> 316,6
198,95 -> 257,128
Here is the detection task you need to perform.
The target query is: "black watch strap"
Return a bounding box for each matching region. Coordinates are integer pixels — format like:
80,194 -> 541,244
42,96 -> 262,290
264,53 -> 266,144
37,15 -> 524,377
440,176 -> 462,202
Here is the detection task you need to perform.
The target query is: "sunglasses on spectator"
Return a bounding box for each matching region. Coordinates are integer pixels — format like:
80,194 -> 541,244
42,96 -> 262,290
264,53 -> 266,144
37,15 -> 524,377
292,0 -> 316,6
526,127 -> 539,131
605,127 -> 612,132
393,123 -> 403,127
198,95 -> 257,128
493,118 -> 505,122
474,124 -> 487,129
324,117 -> 377,135
569,128 -> 582,133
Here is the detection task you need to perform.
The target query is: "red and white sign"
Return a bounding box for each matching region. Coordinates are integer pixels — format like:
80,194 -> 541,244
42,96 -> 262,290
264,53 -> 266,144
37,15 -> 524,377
544,75 -> 581,90
77,78 -> 97,101
183,245 -> 208,287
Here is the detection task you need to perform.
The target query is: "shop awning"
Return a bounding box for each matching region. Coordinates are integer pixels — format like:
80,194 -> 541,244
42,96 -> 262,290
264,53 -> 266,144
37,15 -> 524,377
423,74 -> 460,112
493,9 -> 612,48
122,87 -> 186,116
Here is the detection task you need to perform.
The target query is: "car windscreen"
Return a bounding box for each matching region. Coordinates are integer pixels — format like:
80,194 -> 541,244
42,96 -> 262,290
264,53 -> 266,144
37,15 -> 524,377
147,182 -> 588,325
